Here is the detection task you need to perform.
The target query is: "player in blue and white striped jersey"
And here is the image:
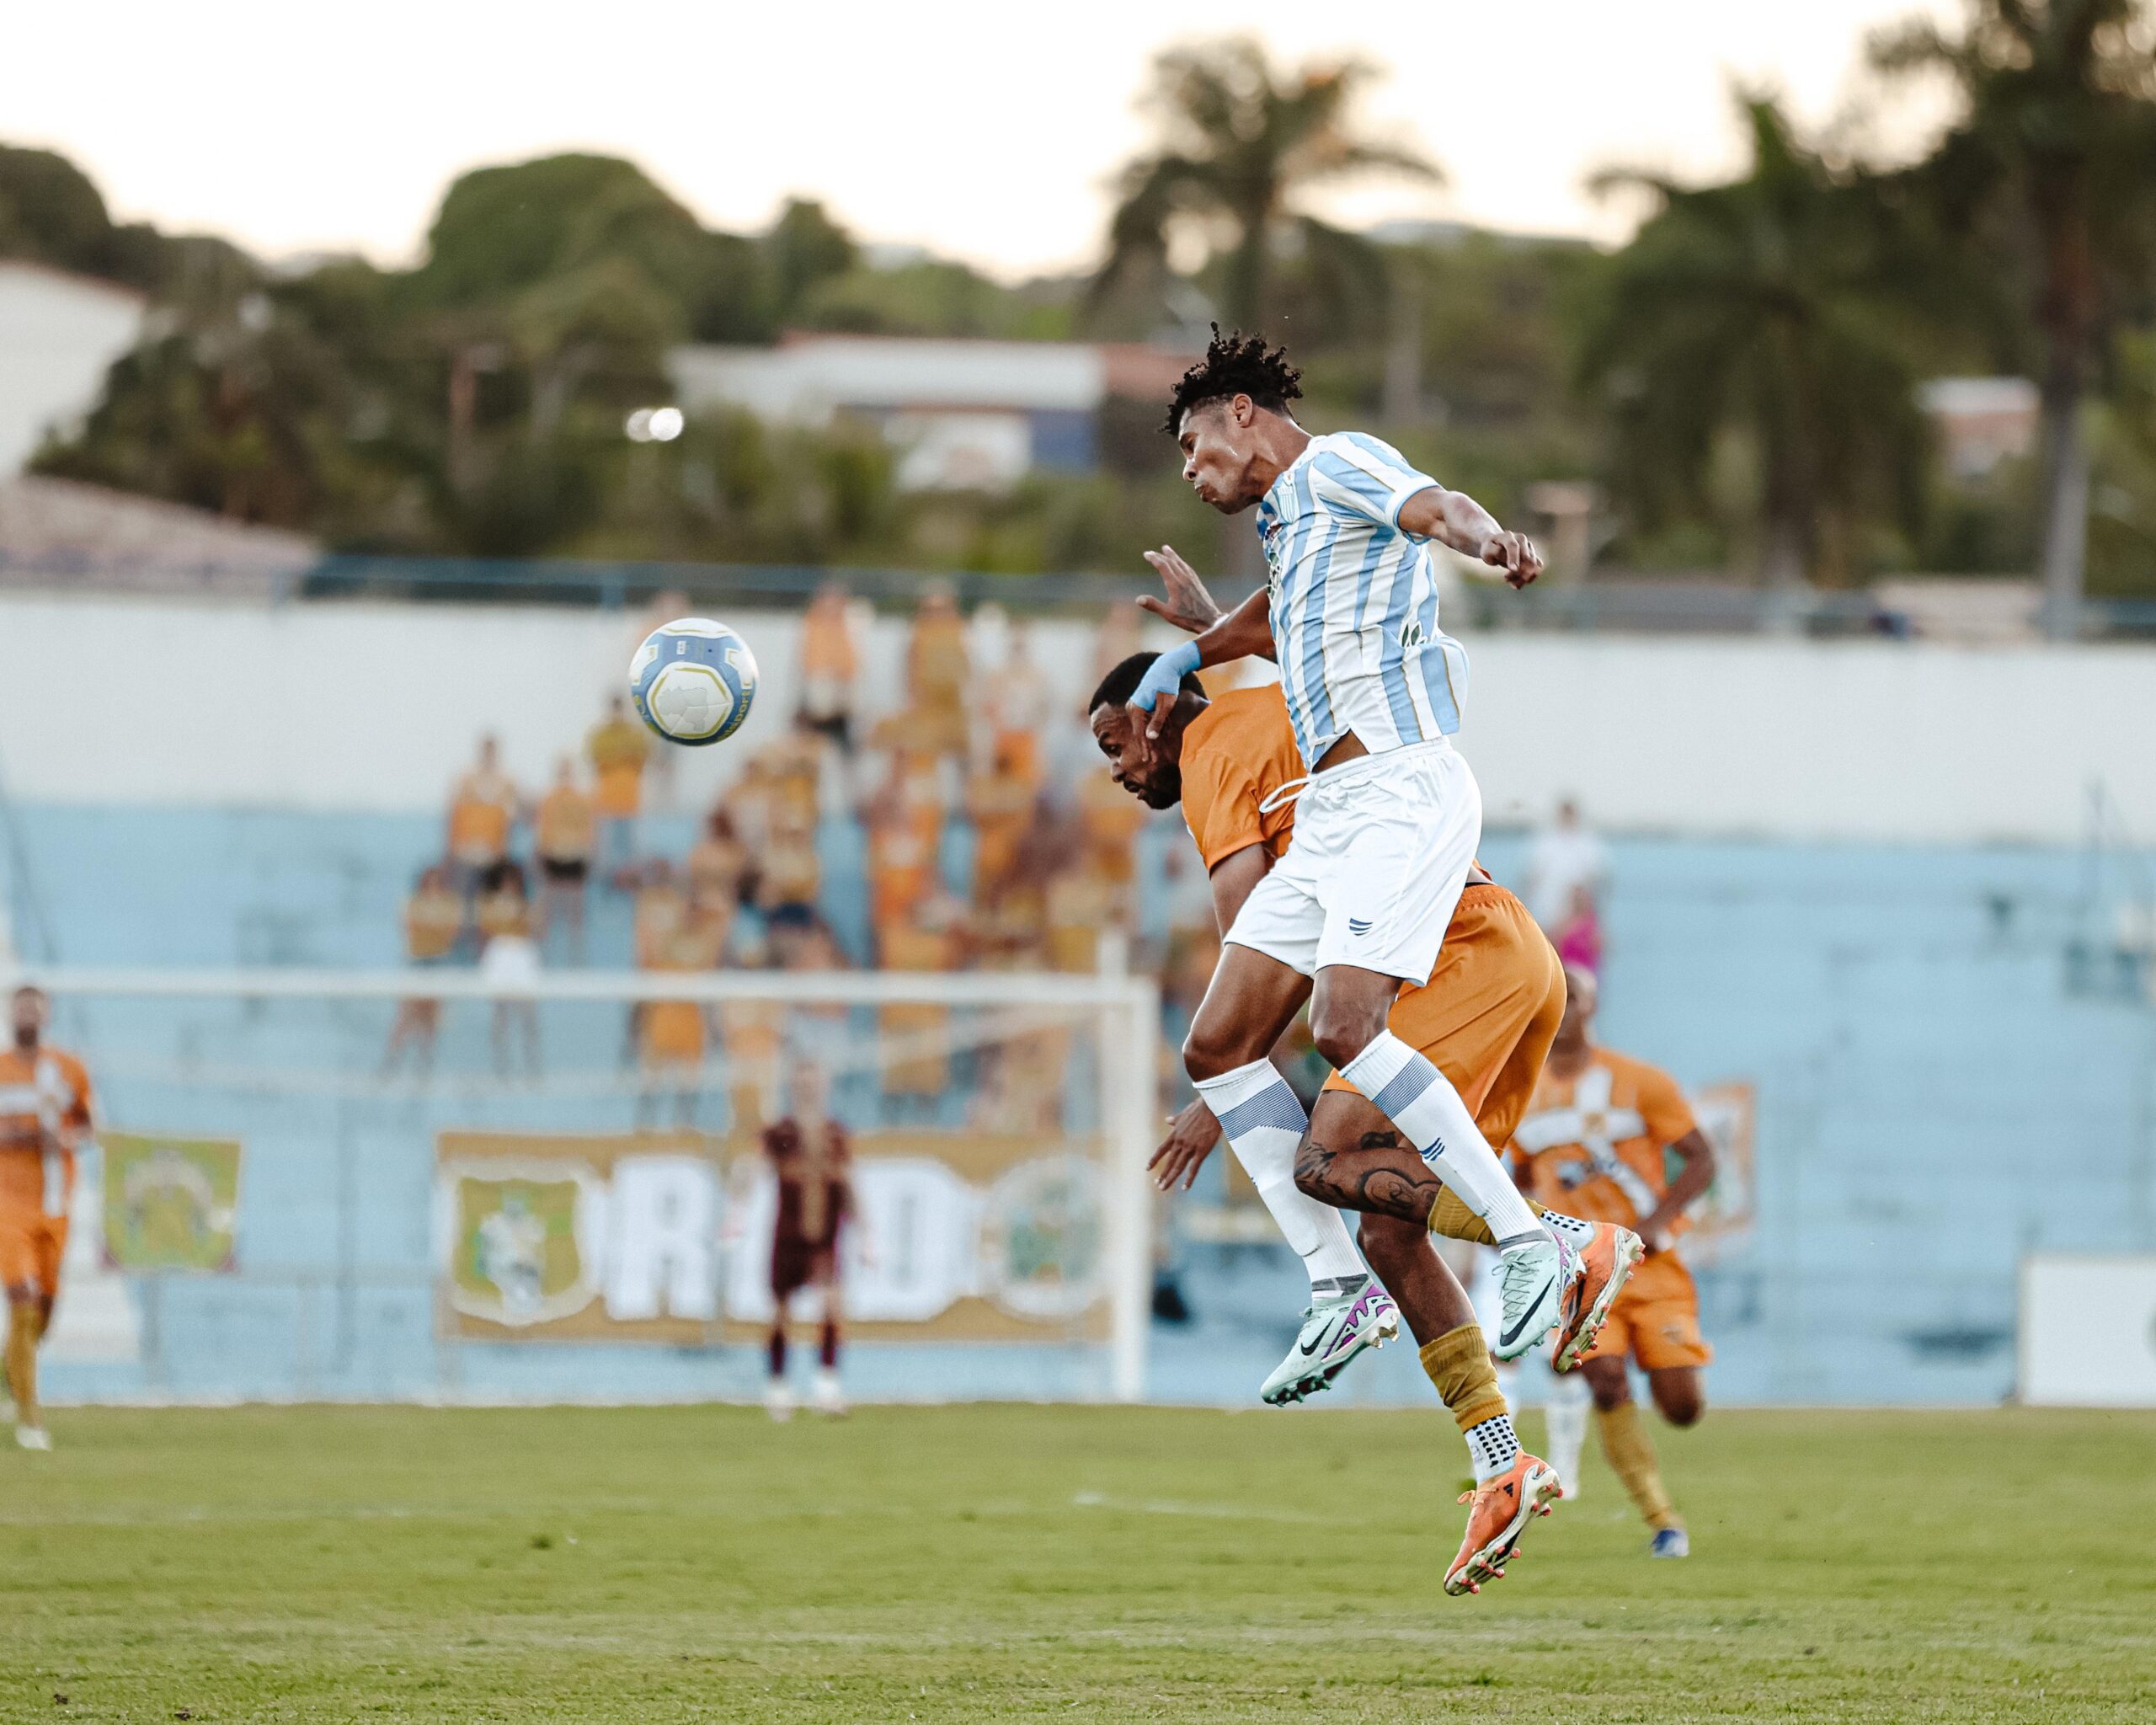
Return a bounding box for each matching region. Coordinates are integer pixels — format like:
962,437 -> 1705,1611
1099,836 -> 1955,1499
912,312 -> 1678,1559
1124,330 -> 1577,1420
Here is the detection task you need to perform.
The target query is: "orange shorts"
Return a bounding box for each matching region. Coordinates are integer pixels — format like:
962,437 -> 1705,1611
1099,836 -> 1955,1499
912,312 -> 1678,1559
1589,1249 -> 1711,1371
1321,883 -> 1566,1145
0,1206 -> 67,1299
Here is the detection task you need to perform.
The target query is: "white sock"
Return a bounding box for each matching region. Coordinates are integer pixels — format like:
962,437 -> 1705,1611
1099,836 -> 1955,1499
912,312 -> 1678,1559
1544,1364 -> 1591,1494
1338,1032 -> 1546,1242
1193,1059 -> 1367,1290
1464,1413 -> 1521,1483
1542,1210 -> 1596,1245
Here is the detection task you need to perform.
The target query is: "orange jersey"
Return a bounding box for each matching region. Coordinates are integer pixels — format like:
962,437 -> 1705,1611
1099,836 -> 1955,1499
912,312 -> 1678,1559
587,719 -> 650,818
1176,685 -> 1303,870
535,785 -> 595,861
1509,1048 -> 1699,1234
447,771 -> 516,863
0,1044 -> 93,1215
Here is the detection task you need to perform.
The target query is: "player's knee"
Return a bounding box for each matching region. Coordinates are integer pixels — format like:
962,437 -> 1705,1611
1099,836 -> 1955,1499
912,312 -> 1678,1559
1308,1002 -> 1387,1072
1181,1013 -> 1250,1082
1656,1382 -> 1705,1427
1585,1367 -> 1631,1413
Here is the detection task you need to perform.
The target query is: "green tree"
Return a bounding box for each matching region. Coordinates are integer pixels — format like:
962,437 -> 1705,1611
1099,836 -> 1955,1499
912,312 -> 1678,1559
1093,37 -> 1438,332
761,198 -> 857,325
1580,97 -> 1936,586
1872,0 -> 2156,629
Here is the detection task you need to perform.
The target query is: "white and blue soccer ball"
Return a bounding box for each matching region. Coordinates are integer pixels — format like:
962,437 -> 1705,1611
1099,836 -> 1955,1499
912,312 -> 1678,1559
627,617 -> 759,746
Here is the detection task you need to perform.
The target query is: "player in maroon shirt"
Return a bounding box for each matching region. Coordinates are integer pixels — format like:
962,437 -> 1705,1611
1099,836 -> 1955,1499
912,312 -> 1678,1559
763,1060 -> 855,1418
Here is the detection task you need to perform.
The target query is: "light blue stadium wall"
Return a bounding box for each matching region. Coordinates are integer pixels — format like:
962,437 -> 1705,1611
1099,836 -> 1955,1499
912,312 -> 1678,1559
14,804 -> 2153,1407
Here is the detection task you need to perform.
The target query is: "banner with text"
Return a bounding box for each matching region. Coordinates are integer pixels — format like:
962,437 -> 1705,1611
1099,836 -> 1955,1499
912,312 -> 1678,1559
434,1130 -> 1110,1344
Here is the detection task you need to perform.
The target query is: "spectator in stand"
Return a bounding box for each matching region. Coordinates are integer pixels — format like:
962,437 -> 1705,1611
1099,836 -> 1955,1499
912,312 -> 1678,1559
721,931 -> 787,1137
865,750 -> 944,954
797,581 -> 862,751
1092,601 -> 1142,690
1551,881 -> 1604,979
587,695 -> 651,880
878,889 -> 966,1119
632,859 -> 690,969
964,741 -> 1035,909
533,757 -> 595,964
475,861 -> 541,1078
985,620 -> 1051,787
756,813 -> 823,921
446,735 -> 519,904
637,891 -> 721,1128
382,863 -> 463,1079
1045,861 -> 1118,975
1525,797 -> 1609,932
687,808 -> 750,910
905,583 -> 971,764
1075,750 -> 1148,895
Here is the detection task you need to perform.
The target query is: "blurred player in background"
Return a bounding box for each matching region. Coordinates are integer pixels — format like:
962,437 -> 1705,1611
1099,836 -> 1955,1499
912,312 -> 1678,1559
1094,616 -> 1638,1596
764,1060 -> 854,1421
2,986 -> 94,1452
1508,966 -> 1716,1557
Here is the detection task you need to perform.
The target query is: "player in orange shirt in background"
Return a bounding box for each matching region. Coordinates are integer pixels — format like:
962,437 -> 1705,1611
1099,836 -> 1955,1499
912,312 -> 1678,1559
1508,964 -> 1717,1558
2,985 -> 94,1452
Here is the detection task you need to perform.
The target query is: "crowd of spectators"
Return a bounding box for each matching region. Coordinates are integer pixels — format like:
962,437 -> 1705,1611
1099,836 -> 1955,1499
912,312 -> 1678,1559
384,584 -> 1161,1129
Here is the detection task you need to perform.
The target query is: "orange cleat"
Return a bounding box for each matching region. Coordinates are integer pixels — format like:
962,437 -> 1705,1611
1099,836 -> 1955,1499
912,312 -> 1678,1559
1551,1221 -> 1643,1372
1444,1452 -> 1562,1597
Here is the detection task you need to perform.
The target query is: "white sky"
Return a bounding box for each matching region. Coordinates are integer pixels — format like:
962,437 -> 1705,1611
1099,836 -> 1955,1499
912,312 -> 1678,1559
5,1 -> 1960,279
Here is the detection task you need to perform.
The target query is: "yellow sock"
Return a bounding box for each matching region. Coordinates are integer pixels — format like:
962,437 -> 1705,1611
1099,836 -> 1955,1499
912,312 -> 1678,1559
1596,1402 -> 1682,1530
5,1302 -> 39,1429
1428,1188 -> 1546,1248
1418,1324 -> 1509,1435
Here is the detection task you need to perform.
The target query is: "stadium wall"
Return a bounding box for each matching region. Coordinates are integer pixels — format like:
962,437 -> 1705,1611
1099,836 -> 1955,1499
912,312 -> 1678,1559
3,591 -> 2156,841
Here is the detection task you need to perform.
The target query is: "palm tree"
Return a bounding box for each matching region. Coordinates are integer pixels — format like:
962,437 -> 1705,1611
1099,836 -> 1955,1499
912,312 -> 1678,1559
1581,97 -> 1936,588
1872,0 -> 2156,634
1093,38 -> 1438,333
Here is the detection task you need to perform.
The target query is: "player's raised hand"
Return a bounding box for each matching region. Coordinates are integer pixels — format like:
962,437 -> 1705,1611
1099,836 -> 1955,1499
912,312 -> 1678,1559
1125,640 -> 1202,743
1150,1098 -> 1224,1192
1137,545 -> 1223,634
1482,531 -> 1543,590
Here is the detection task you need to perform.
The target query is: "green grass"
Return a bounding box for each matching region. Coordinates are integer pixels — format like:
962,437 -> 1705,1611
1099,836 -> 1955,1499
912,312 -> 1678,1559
3,1403 -> 2152,1722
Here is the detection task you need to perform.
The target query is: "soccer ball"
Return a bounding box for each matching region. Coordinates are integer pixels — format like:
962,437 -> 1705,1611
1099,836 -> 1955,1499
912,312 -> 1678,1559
627,617 -> 759,746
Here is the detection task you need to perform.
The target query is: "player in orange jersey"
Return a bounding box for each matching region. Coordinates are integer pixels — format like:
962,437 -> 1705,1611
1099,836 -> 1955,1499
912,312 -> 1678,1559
1508,965 -> 1716,1557
1,986 -> 94,1452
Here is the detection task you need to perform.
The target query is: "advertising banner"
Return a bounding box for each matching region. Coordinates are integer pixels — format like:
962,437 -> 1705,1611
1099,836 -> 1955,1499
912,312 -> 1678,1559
435,1130 -> 1110,1343
100,1132 -> 243,1274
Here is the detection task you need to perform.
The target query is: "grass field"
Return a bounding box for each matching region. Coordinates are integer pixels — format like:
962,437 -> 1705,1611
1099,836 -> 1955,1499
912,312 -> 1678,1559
3,1403 -> 2152,1723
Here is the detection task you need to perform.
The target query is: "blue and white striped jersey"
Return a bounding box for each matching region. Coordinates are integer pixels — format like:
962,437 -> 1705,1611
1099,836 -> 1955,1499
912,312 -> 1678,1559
1253,431 -> 1471,768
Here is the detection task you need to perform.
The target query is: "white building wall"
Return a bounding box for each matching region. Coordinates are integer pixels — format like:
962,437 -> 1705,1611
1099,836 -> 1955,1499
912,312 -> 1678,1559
0,264 -> 145,475
0,590 -> 2153,845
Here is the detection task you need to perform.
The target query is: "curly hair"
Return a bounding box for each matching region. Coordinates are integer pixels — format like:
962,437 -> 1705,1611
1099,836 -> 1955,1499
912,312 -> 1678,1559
1163,325 -> 1303,434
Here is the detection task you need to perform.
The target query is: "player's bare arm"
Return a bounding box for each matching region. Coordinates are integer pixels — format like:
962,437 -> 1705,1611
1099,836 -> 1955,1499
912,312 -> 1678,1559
1634,1126 -> 1716,1252
1396,486 -> 1543,590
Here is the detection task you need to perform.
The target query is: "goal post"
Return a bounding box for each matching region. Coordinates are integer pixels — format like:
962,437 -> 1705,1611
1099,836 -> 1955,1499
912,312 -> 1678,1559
19,963 -> 1160,1407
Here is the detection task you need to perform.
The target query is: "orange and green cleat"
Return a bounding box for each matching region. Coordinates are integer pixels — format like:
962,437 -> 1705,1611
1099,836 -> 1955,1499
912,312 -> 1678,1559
1551,1220 -> 1644,1372
1444,1453 -> 1562,1597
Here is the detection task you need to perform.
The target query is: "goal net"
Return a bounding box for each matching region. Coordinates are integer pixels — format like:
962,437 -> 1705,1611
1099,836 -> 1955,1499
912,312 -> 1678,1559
22,964 -> 1159,1407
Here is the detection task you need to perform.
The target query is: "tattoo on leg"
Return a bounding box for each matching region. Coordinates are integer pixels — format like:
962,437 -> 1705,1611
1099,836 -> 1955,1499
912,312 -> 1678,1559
1296,1130 -> 1441,1225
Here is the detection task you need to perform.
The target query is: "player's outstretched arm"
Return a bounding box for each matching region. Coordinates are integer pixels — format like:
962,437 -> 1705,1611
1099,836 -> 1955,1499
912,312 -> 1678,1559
1125,585 -> 1273,742
1397,487 -> 1543,590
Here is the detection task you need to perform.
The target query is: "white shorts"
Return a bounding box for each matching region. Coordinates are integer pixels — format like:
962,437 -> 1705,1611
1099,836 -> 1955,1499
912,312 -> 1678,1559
1224,738 -> 1481,985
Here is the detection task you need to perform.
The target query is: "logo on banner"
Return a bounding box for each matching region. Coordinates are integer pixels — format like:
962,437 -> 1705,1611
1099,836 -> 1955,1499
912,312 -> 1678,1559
101,1133 -> 243,1274
444,1164 -> 600,1327
435,1135 -> 722,1342
980,1158 -> 1106,1321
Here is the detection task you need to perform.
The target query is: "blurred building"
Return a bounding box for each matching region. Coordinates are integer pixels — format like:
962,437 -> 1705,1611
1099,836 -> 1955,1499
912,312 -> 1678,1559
0,261 -> 147,476
0,474 -> 318,597
668,336 -> 1190,491
1918,377 -> 2041,481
